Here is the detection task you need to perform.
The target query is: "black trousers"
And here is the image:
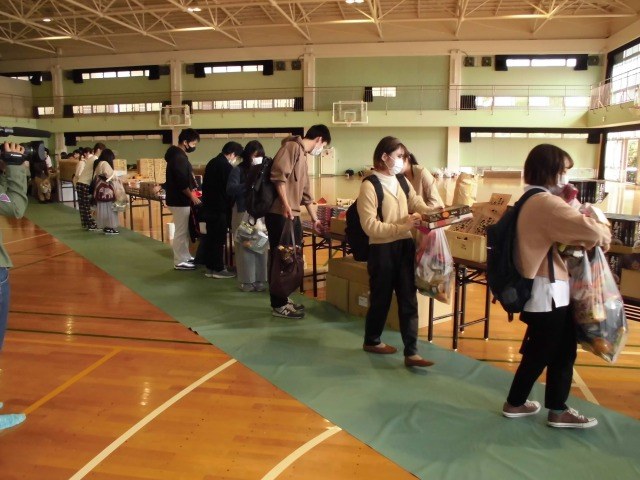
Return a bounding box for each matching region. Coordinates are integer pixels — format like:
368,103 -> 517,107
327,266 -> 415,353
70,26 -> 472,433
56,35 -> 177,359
364,238 -> 419,357
507,304 -> 577,410
265,213 -> 302,308
203,211 -> 228,272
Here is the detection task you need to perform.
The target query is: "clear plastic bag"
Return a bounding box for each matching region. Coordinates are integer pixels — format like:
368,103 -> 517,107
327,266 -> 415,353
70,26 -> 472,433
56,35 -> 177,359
415,228 -> 454,304
569,247 -> 628,363
234,213 -> 269,254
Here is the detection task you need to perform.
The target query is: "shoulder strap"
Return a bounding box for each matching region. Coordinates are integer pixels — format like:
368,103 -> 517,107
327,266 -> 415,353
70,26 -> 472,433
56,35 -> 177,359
396,174 -> 410,198
513,187 -> 545,212
363,175 -> 385,222
515,187 -> 556,283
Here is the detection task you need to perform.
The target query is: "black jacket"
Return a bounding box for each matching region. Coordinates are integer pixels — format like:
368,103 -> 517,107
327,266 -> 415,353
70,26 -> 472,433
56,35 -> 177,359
164,145 -> 195,207
202,152 -> 233,214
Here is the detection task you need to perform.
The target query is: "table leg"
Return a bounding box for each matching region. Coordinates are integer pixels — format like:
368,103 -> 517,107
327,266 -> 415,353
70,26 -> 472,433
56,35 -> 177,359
428,298 -> 434,342
460,266 -> 468,333
129,198 -> 134,230
312,233 -> 318,298
452,264 -> 462,350
484,281 -> 491,340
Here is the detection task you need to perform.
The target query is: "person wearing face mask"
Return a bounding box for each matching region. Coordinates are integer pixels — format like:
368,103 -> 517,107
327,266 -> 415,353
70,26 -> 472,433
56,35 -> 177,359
501,144 -> 610,429
358,136 -> 436,368
266,124 -> 331,319
226,140 -> 269,291
402,152 -> 444,209
201,141 -> 244,279
164,128 -> 202,270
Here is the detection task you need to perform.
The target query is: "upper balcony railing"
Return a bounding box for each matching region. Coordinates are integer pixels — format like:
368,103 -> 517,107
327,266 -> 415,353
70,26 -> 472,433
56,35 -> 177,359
0,84 -> 597,119
590,67 -> 640,109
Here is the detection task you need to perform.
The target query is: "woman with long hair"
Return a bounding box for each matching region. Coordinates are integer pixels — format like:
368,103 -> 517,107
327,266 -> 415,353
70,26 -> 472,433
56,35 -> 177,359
226,140 -> 269,292
92,148 -> 119,235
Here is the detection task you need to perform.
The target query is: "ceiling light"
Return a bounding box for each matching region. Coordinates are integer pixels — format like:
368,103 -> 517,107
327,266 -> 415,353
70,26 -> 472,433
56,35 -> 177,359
187,7 -> 202,12
43,18 -> 52,22
345,0 -> 364,4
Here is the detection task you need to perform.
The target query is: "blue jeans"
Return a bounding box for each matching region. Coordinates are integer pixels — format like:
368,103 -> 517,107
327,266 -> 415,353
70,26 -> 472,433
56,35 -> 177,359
0,267 -> 9,350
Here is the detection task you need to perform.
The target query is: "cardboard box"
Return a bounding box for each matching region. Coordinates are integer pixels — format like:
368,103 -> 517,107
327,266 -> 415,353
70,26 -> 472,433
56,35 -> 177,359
445,229 -> 487,263
348,281 -> 370,317
330,217 -> 347,236
326,274 -> 348,312
620,269 -> 640,299
348,281 -> 401,329
328,256 -> 369,284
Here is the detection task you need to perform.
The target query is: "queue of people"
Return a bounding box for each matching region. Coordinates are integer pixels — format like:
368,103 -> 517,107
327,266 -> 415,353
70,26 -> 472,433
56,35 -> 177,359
11,129 -> 611,432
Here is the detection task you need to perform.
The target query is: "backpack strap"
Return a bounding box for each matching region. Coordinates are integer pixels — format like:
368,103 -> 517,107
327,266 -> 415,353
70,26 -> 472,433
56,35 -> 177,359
517,187 -> 556,283
363,175 -> 385,222
396,174 -> 410,198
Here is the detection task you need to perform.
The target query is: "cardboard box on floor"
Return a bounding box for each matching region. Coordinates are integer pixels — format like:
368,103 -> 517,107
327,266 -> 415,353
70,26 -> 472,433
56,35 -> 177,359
326,274 -> 348,311
328,256 -> 453,331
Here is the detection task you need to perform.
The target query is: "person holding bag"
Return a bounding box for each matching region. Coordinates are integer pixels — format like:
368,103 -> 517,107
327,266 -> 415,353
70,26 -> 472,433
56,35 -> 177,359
358,136 -> 436,368
226,140 -> 269,292
92,148 -> 120,235
501,144 -> 610,428
266,125 -> 331,319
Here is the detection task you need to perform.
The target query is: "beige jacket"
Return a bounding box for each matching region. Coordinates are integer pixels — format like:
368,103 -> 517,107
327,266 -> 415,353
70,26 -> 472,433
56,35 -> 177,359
269,136 -> 312,216
408,165 -> 444,209
516,190 -> 611,281
357,173 -> 432,245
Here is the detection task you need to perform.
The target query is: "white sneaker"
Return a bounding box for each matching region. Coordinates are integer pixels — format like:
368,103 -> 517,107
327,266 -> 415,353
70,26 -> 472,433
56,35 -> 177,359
174,261 -> 196,270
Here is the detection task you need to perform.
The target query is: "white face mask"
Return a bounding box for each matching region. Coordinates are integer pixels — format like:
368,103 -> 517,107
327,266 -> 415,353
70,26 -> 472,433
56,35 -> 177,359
387,156 -> 404,176
558,174 -> 568,186
311,146 -> 323,156
252,156 -> 263,165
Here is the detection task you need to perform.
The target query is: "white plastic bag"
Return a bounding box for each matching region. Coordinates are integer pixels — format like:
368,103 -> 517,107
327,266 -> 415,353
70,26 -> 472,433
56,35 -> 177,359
415,229 -> 454,303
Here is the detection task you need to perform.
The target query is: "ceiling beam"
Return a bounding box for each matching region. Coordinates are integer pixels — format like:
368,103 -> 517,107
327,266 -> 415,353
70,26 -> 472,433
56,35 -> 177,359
60,0 -> 176,47
164,0 -> 242,45
267,0 -> 311,41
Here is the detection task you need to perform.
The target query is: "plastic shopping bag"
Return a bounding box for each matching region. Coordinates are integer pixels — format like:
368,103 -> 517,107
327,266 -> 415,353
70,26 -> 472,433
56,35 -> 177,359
235,213 -> 269,254
415,228 -> 454,303
569,247 -> 628,363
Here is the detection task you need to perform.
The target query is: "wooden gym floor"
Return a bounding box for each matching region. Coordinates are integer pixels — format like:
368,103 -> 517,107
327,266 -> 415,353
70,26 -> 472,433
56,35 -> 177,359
0,176 -> 638,479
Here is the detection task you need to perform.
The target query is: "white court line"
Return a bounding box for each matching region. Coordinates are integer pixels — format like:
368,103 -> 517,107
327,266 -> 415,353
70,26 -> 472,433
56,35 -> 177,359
261,425 -> 343,480
573,368 -> 599,405
70,358 -> 237,480
3,233 -> 50,245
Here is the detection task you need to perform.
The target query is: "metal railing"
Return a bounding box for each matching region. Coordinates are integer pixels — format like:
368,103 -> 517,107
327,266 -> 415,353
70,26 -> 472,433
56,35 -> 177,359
0,83 -> 598,119
590,67 -> 640,109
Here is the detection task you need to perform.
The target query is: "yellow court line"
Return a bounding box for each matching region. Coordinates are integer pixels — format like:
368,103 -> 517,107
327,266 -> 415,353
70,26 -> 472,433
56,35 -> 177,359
8,336 -> 222,357
23,348 -> 122,415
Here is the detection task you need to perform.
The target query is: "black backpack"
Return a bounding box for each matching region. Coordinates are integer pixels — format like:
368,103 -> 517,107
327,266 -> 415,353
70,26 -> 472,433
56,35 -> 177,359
346,174 -> 410,262
486,187 -> 554,319
245,156 -> 275,222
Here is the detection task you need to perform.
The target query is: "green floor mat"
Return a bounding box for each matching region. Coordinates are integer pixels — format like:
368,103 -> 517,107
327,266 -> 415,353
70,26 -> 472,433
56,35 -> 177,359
25,204 -> 640,480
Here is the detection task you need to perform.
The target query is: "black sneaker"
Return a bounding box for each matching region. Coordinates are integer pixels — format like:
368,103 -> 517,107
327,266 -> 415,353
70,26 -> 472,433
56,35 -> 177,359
104,228 -> 120,235
272,304 -> 305,319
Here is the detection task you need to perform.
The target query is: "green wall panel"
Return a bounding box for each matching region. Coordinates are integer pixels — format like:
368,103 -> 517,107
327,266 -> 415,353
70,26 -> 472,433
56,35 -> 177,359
460,137 -> 599,170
